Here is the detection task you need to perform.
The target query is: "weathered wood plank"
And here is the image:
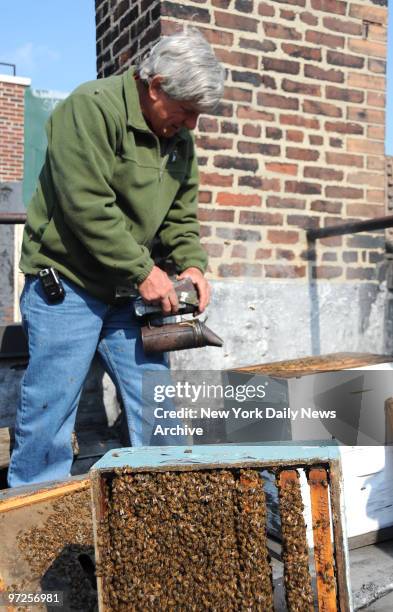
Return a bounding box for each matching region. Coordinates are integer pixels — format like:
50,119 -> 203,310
234,352 -> 393,378
308,467 -> 338,612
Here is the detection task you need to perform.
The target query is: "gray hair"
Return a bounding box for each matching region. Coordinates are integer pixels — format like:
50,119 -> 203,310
137,28 -> 225,112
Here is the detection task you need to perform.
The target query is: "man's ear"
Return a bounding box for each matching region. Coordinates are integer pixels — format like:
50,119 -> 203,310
148,75 -> 164,102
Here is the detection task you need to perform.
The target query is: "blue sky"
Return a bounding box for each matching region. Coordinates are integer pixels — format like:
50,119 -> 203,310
1,0 -> 392,153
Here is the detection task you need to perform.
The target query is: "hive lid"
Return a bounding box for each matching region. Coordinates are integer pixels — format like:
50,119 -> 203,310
90,441 -> 341,472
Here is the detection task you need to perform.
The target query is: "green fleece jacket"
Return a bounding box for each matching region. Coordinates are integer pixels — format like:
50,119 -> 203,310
20,70 -> 207,303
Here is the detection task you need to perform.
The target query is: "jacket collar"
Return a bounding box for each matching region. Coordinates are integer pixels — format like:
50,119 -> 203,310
122,68 -> 188,141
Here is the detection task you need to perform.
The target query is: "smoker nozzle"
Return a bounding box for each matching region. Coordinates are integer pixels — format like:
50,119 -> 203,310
141,320 -> 223,354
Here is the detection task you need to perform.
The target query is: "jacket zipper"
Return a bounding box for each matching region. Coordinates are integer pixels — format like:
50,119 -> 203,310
159,141 -> 177,182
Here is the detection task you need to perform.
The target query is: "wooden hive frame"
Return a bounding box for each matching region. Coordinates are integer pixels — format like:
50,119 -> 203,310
90,443 -> 352,611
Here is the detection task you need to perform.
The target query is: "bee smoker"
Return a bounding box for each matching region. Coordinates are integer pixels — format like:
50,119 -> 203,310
133,278 -> 223,354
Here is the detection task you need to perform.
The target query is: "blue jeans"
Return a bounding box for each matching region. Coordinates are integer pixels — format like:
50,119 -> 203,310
8,276 -> 179,487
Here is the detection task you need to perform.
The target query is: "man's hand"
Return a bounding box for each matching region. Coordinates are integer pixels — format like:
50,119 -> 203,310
177,267 -> 210,313
138,266 -> 179,315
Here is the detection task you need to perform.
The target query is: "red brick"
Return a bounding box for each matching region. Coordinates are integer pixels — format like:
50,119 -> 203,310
368,25 -> 387,43
216,227 -> 261,241
243,123 -> 261,138
282,79 -> 320,96
263,58 -> 300,74
218,263 -> 262,277
280,114 -> 320,129
367,125 -> 384,141
286,129 -> 304,143
285,180 -> 322,195
221,121 -> 239,134
348,39 -> 386,59
265,264 -> 306,278
347,107 -> 385,125
349,3 -> 387,25
300,11 -> 318,25
258,92 -> 299,110
282,43 -> 322,61
239,38 -> 276,52
199,191 -> 212,203
367,156 -> 385,171
204,243 -> 224,257
266,127 -> 283,140
311,200 -> 342,214
326,152 -> 364,167
346,268 -> 376,281
367,189 -> 384,203
327,50 -> 364,69
288,214 -> 320,229
199,172 -> 234,187
311,0 -> 346,15
325,121 -> 363,135
237,106 -> 275,121
304,64 -> 344,83
195,136 -> 233,150
303,100 -> 342,118
263,22 -> 302,40
326,86 -> 364,103
232,244 -> 247,258
267,196 -> 306,209
276,248 -> 295,260
280,9 -> 296,20
367,91 -> 386,108
215,10 -> 259,31
238,141 -> 281,156
325,186 -> 363,199
305,30 -> 344,48
214,155 -> 258,172
304,167 -> 343,181
287,147 -> 319,161
267,229 -> 299,244
313,266 -> 343,279
261,75 -> 277,90
348,73 -> 385,90
322,16 -> 361,35
255,248 -> 273,259
266,162 -> 298,176
223,86 -> 252,103
215,48 -> 258,69
347,138 -> 384,155
240,211 -> 283,225
239,177 -> 281,191
197,27 -> 234,47
198,117 -> 219,132
198,208 -> 235,222
258,2 -> 275,17
346,203 -> 385,218
368,59 -> 386,75
309,135 -> 324,145
217,193 -> 261,207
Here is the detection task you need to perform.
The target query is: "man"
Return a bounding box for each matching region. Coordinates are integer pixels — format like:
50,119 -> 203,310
8,28 -> 224,487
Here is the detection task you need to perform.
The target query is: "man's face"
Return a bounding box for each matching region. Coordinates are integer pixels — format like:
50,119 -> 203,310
147,77 -> 200,138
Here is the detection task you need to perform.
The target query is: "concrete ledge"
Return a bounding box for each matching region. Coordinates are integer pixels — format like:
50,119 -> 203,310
0,74 -> 31,86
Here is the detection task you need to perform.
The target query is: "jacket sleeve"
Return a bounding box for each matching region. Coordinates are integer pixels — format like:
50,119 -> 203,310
46,92 -> 154,284
157,144 -> 208,274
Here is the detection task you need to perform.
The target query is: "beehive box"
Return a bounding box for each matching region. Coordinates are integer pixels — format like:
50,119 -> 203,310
90,444 -> 352,611
0,477 -> 96,611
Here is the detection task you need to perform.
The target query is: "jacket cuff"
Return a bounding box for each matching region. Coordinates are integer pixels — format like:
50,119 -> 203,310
134,260 -> 155,285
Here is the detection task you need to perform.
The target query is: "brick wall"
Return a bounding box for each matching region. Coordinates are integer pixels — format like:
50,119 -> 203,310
95,0 -> 387,286
0,76 -> 30,182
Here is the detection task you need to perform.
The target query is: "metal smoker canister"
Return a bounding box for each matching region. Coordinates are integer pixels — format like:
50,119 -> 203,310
141,319 -> 223,354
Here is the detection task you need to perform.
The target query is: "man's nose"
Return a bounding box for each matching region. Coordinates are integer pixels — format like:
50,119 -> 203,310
184,112 -> 199,131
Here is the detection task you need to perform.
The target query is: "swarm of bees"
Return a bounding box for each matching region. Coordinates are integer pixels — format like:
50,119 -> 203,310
277,470 -> 314,612
96,468 -> 275,611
